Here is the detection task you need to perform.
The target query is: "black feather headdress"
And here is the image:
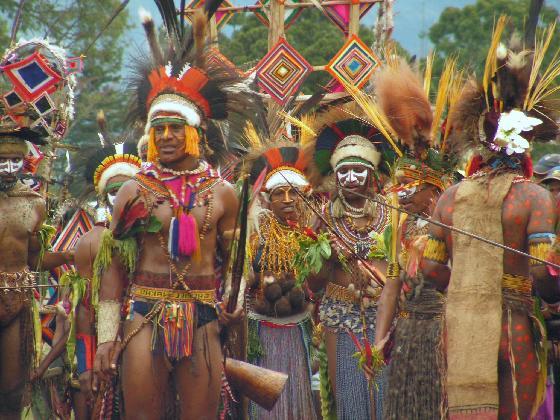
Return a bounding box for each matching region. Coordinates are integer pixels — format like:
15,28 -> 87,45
128,0 -> 260,164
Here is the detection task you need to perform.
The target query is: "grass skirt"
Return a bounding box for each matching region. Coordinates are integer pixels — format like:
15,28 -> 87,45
384,285 -> 446,419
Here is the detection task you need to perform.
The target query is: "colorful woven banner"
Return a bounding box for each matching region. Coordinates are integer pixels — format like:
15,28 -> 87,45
255,37 -> 312,105
322,1 -> 374,34
185,0 -> 234,28
326,35 -> 380,88
52,209 -> 93,272
207,48 -> 242,76
254,0 -> 303,28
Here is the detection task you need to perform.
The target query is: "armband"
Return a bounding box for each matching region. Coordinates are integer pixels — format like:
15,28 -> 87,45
423,237 -> 449,264
75,334 -> 96,375
386,262 -> 400,278
97,300 -> 122,344
529,242 -> 553,266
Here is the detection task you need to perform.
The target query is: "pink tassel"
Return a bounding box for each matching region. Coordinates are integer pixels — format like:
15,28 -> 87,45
178,213 -> 200,257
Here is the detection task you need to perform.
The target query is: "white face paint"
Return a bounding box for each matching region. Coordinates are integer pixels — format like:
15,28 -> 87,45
336,166 -> 369,187
397,185 -> 417,200
0,157 -> 24,175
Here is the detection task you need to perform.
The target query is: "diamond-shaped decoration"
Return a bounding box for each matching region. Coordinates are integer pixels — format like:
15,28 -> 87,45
322,1 -> 374,34
1,51 -> 62,102
185,0 -> 234,29
207,47 -> 242,76
254,0 -> 303,29
255,37 -> 312,105
326,35 -> 380,88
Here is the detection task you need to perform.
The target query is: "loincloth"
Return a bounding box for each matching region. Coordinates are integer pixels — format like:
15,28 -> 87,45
124,283 -> 218,361
319,282 -> 379,333
0,269 -> 34,326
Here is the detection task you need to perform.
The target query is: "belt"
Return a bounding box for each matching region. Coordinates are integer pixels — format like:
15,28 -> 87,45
130,284 -> 216,304
325,282 -> 381,304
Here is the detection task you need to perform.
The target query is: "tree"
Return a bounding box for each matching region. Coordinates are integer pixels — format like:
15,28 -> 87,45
427,0 -> 559,76
0,0 -> 131,196
220,8 -> 379,93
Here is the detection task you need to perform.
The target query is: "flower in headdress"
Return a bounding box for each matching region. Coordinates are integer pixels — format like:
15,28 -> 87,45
493,110 -> 542,155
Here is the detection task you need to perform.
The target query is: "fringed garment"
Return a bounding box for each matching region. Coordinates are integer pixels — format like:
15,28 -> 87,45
319,283 -> 385,420
384,281 -> 447,419
124,284 -> 218,360
247,310 -> 317,420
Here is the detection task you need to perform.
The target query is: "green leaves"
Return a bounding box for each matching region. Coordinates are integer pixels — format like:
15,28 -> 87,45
367,226 -> 391,261
293,232 -> 331,287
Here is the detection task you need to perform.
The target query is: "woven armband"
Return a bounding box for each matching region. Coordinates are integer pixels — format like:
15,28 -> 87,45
97,300 -> 122,344
529,242 -> 553,266
386,262 -> 400,278
75,334 -> 96,375
423,237 -> 448,264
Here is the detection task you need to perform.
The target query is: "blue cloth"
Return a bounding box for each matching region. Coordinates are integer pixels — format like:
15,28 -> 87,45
335,329 -> 385,420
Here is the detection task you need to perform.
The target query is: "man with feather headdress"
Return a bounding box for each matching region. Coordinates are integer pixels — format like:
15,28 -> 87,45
363,56 -> 459,419
421,20 -> 560,419
92,1 -> 256,418
57,111 -> 141,418
244,135 -> 318,420
303,101 -> 400,419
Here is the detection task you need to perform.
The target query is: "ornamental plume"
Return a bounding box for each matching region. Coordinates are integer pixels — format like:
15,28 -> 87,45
373,58 -> 433,154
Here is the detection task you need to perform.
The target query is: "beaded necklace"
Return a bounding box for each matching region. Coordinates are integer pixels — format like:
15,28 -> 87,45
256,211 -> 300,275
154,160 -> 208,177
328,198 -> 389,259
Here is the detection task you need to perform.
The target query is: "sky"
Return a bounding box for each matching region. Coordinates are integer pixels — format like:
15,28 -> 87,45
126,0 -> 477,58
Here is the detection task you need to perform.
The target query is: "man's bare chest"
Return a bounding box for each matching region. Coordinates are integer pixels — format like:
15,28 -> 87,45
0,198 -> 37,237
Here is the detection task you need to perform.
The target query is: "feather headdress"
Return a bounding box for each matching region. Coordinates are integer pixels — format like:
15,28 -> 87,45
128,0 -> 261,164
367,57 -> 461,190
445,18 -> 559,171
303,101 -> 401,188
84,110 -> 141,197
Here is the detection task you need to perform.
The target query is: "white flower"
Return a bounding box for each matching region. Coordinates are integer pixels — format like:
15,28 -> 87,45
493,110 -> 542,154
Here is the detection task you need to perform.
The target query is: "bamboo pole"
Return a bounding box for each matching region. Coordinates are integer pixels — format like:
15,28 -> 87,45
348,0 -> 360,35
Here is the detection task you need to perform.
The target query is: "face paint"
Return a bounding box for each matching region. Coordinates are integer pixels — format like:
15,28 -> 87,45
0,157 -> 24,175
336,167 -> 369,187
398,185 -> 417,200
269,186 -> 298,203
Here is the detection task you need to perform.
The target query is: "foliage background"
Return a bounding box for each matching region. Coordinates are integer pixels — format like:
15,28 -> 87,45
0,0 -> 558,192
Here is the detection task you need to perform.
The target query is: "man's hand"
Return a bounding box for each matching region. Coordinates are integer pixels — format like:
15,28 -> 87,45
218,306 -> 244,326
92,341 -> 121,391
79,370 -> 95,404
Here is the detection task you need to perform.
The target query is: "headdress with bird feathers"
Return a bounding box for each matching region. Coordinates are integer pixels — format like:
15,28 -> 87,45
128,0 -> 262,165
84,110 -> 141,198
299,101 -> 401,190
364,56 -> 462,190
444,16 -> 559,176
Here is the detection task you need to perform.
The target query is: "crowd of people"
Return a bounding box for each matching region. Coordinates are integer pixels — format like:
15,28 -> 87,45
0,1 -> 560,420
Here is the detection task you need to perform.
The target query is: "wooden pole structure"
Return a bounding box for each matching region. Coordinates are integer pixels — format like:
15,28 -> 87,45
348,0 -> 360,36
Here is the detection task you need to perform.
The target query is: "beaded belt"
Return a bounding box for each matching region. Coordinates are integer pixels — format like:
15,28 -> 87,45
325,282 -> 381,304
130,284 -> 216,304
0,269 -> 34,293
502,273 -> 532,311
